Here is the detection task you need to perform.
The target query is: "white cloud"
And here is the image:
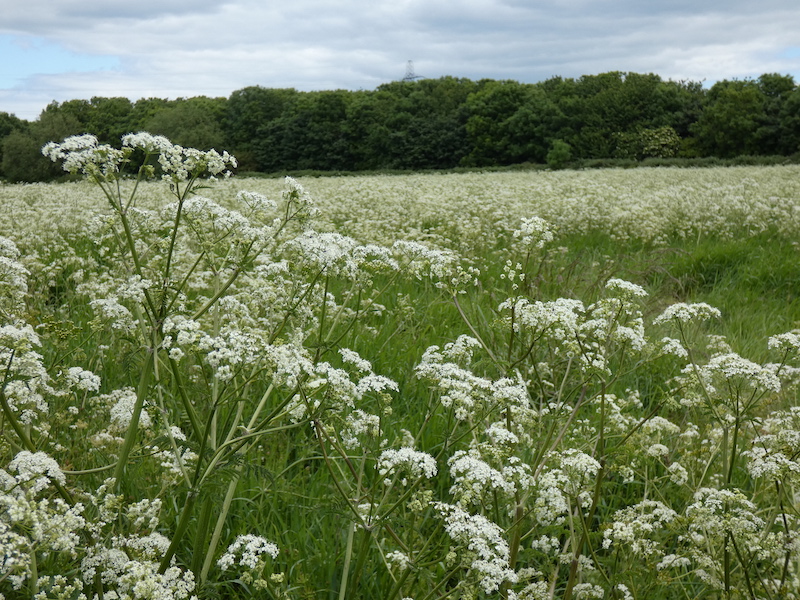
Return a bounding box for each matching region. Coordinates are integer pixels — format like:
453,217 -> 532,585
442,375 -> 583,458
1,0 -> 799,120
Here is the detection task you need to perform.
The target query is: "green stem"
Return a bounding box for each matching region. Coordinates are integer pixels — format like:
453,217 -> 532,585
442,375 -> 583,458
418,564 -> 465,600
338,521 -> 357,600
315,275 -> 330,361
197,384 -> 277,583
167,356 -> 202,441
112,349 -> 155,490
191,496 -> 214,576
159,489 -> 198,573
162,193 -> 189,297
506,302 -> 516,365
200,475 -> 240,583
0,391 -> 35,454
386,567 -> 413,600
729,532 -> 758,600
452,293 -> 501,366
191,241 -> 255,321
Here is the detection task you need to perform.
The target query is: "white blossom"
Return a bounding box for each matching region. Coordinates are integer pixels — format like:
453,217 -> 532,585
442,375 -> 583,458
432,502 -> 517,594
217,534 -> 279,570
378,448 -> 437,486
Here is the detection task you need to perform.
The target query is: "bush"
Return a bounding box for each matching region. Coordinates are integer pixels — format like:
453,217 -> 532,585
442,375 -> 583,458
546,139 -> 572,169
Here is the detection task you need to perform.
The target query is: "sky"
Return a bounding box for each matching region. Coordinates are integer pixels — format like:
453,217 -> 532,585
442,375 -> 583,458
1,0 -> 799,121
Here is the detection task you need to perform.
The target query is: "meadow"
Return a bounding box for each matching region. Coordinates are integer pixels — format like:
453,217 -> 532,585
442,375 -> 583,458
2,134 -> 800,600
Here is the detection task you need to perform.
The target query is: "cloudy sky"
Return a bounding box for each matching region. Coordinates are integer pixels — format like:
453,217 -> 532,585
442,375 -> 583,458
2,0 -> 799,121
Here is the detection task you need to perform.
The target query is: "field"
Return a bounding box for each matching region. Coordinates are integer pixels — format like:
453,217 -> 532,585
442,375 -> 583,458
3,135 -> 800,600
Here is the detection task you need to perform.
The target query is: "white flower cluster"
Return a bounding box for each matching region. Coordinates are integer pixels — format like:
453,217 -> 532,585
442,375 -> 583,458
89,296 -> 138,333
602,500 -> 678,558
82,536 -> 198,600
512,216 -> 554,249
499,297 -> 584,342
340,409 -> 382,449
385,550 -> 412,571
415,336 -> 528,421
694,351 -> 781,396
32,575 -> 87,600
447,449 -> 533,507
116,275 -> 154,304
100,387 -> 152,433
659,336 -> 688,358
162,316 -> 267,382
0,322 -> 53,424
218,533 -> 279,569
392,239 -> 477,291
173,196 -> 267,249
531,450 -> 601,526
432,501 -> 518,594
43,132 -> 236,187
653,302 -> 721,325
377,447 -> 437,486
6,450 -> 66,492
123,132 -> 237,182
768,330 -> 800,355
42,134 -> 126,180
285,230 -> 362,278
63,366 -> 102,392
685,487 -> 764,544
743,406 -> 800,481
236,189 -> 278,214
0,235 -> 29,318
126,498 -> 163,531
1,451 -> 85,589
281,229 -> 401,293
581,279 -> 648,358
306,360 -> 399,413
282,176 -> 318,220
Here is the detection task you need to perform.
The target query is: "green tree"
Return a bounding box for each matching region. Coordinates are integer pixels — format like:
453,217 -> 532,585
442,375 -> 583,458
0,112 -> 27,178
374,77 -> 477,169
690,79 -> 766,157
779,85 -> 800,155
463,80 -> 559,166
145,97 -> 227,151
755,73 -> 796,155
252,90 -> 353,172
50,97 -> 134,144
614,126 -> 682,160
128,97 -> 172,132
225,86 -> 299,171
1,109 -> 82,182
546,139 -> 572,169
542,72 -> 700,159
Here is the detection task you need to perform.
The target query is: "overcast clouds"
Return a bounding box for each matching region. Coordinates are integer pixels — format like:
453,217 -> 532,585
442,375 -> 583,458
1,0 -> 799,121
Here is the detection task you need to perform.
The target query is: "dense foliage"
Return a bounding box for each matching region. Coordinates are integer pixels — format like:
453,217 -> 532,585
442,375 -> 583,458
2,71 -> 800,181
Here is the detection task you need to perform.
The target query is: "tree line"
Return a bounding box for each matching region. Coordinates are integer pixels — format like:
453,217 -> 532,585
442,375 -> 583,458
2,71 -> 799,181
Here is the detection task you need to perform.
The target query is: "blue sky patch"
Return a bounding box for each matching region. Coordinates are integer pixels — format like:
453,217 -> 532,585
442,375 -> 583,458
0,35 -> 119,88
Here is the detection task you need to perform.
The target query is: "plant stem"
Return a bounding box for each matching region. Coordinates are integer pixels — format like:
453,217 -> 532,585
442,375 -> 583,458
112,348 -> 155,490
338,521 -> 357,600
159,489 -> 198,573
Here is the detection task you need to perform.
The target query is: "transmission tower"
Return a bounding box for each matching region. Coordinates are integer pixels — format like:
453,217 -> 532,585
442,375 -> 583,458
402,60 -> 423,82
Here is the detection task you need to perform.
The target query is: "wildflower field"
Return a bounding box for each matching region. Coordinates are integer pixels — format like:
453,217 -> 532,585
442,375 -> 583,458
3,134 -> 800,600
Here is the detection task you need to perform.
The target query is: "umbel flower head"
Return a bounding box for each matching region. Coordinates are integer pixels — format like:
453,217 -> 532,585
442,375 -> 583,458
42,134 -> 125,180
42,132 -> 237,184
432,501 -> 518,594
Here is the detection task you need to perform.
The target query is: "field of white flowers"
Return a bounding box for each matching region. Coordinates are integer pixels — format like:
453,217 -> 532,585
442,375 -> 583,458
3,134 -> 800,600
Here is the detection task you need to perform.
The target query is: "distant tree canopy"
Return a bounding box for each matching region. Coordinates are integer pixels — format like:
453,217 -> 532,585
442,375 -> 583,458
2,71 -> 799,181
